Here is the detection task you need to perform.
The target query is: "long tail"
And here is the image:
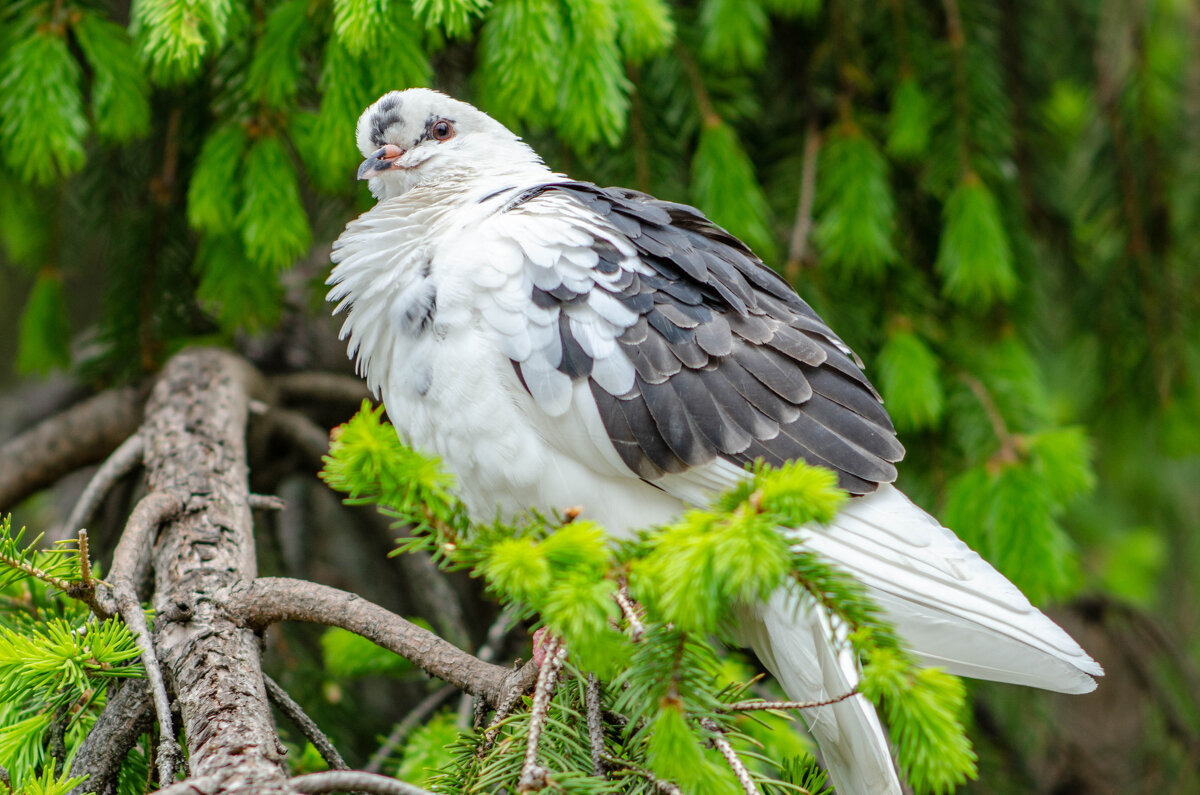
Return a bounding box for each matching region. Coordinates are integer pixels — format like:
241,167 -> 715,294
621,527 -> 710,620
793,483 -> 1103,693
738,592 -> 903,795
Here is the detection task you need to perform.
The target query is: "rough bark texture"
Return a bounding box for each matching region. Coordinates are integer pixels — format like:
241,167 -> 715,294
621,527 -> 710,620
67,680 -> 154,795
142,349 -> 290,793
235,577 -> 517,702
0,385 -> 144,511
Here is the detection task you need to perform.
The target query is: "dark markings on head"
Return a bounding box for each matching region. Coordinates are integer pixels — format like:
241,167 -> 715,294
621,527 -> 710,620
415,115 -> 456,146
370,107 -> 404,147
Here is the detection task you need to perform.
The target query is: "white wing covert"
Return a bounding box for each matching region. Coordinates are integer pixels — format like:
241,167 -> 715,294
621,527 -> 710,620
475,182 -> 905,495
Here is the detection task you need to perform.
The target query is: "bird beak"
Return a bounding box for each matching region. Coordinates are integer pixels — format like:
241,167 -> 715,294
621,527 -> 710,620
357,144 -> 405,179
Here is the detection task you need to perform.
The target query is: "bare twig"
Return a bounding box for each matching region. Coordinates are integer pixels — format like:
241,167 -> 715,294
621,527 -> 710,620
785,120 -> 822,282
269,407 -> 336,468
263,674 -> 349,771
586,673 -> 606,777
518,636 -> 567,792
290,771 -> 436,795
365,684 -> 458,775
0,385 -> 144,512
723,686 -> 860,713
234,577 -> 525,705
106,490 -> 185,608
957,372 -> 1018,463
269,372 -> 372,407
599,752 -> 681,795
62,433 -> 144,539
942,0 -> 972,172
248,494 -> 287,511
114,570 -> 180,785
613,580 -> 645,642
77,529 -> 93,586
700,718 -> 756,795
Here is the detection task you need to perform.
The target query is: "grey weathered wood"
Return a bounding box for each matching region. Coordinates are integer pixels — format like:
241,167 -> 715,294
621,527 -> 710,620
143,349 -> 290,793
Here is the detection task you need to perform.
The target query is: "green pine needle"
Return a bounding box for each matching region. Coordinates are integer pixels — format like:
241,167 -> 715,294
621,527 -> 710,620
246,0 -> 312,109
238,133 -> 311,269
188,124 -> 247,234
134,0 -> 231,83
692,122 -> 777,262
412,0 -> 492,38
0,31 -> 87,185
878,329 -> 946,431
74,14 -> 151,142
936,174 -> 1017,307
814,129 -> 898,277
887,77 -> 933,160
614,0 -> 675,62
859,648 -> 976,794
699,0 -> 768,72
557,0 -> 630,149
194,233 -> 283,334
477,0 -> 563,123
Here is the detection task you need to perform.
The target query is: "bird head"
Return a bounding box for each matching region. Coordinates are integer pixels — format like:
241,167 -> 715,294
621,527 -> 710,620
355,88 -> 545,200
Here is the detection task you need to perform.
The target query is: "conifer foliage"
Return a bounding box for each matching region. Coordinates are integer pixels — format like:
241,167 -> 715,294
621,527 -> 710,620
1,0 -> 1198,793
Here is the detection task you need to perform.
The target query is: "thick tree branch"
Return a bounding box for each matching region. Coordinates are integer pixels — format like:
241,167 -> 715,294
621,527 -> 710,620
233,577 -> 524,705
0,385 -> 144,512
68,680 -> 154,795
289,771 -> 435,795
142,348 -> 290,792
269,372 -> 372,408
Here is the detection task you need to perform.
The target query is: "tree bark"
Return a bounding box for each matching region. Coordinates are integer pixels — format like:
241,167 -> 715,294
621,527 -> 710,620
0,385 -> 144,512
142,349 -> 290,793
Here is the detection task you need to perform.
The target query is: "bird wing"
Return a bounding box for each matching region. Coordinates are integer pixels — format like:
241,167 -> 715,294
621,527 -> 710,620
470,181 -> 904,497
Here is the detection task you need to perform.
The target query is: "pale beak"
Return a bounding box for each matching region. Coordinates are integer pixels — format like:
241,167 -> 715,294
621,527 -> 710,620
357,144 -> 405,179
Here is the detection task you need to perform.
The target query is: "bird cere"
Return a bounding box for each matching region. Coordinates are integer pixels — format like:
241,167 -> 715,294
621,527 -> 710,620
329,89 -> 1102,795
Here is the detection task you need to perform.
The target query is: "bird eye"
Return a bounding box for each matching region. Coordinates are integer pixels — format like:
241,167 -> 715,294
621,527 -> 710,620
432,120 -> 454,141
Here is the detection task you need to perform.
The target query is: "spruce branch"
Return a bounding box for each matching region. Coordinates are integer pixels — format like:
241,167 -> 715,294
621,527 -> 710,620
586,673 -> 606,777
699,718 -> 756,795
613,579 -> 645,641
248,494 -> 287,511
722,686 -> 860,713
518,635 -> 568,792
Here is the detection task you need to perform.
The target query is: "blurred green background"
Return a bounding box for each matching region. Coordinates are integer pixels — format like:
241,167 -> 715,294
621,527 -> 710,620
1,0 -> 1197,791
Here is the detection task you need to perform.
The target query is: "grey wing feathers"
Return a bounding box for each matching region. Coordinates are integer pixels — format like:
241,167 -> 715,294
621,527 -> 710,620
517,181 -> 903,495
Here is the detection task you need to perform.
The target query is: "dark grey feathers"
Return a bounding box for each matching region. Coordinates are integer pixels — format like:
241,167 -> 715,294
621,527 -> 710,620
515,181 -> 902,495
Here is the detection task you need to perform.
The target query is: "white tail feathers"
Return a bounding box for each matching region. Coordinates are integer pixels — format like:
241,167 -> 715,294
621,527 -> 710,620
791,484 -> 1103,694
737,593 -> 903,795
733,483 -> 1101,795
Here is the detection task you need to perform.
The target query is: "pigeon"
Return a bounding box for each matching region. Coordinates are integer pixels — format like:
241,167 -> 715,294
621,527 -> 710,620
328,88 -> 1102,795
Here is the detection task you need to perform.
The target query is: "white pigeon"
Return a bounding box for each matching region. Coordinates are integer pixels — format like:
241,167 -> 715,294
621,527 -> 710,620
329,88 -> 1102,795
